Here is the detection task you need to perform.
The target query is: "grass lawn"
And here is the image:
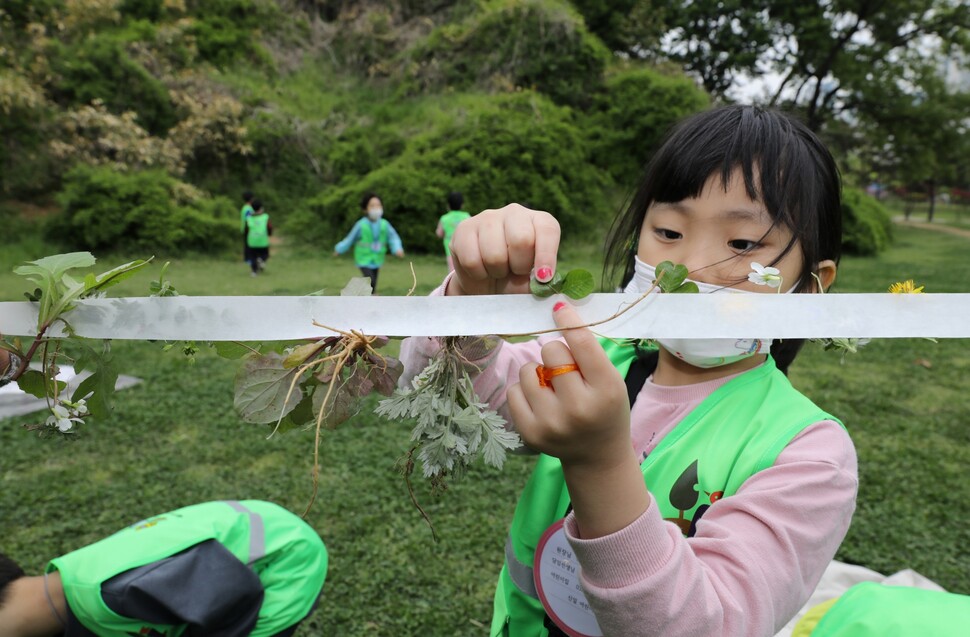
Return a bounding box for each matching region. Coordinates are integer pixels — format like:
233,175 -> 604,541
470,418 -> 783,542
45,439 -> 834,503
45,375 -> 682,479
882,198 -> 970,230
1,227 -> 968,635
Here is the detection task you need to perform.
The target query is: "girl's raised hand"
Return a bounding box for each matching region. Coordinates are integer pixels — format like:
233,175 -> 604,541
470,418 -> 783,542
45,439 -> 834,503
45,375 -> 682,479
446,203 -> 561,296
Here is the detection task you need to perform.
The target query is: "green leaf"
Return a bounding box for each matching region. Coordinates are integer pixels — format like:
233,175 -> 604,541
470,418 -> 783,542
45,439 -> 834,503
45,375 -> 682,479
341,277 -> 373,296
13,252 -> 96,281
282,342 -> 324,368
17,369 -> 50,399
149,262 -> 179,297
212,341 -> 259,360
71,342 -> 118,418
671,281 -> 699,294
559,269 -> 595,300
83,258 -> 152,295
655,261 -> 689,293
312,380 -> 355,429
530,271 -> 564,298
233,352 -> 303,424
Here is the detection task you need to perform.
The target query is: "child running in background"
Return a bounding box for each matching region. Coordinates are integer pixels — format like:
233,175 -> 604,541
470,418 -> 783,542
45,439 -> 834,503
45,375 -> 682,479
244,199 -> 272,277
436,191 -> 471,271
240,190 -> 255,266
401,106 -> 857,637
334,193 -> 404,294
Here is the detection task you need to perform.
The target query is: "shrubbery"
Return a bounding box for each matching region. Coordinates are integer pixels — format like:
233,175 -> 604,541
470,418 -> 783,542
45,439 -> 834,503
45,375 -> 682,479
398,0 -> 610,107
841,187 -> 894,255
289,92 -> 613,253
47,165 -> 237,255
589,67 -> 709,185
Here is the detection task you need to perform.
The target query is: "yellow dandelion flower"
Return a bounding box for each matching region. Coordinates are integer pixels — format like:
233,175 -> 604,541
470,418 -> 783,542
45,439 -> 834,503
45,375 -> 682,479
888,280 -> 924,294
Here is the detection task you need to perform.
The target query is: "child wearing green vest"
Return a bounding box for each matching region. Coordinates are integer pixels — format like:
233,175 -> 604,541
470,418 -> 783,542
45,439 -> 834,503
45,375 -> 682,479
401,106 -> 856,637
436,191 -> 472,271
334,192 -> 404,294
792,583 -> 970,636
0,500 -> 327,636
245,199 -> 272,277
240,190 -> 255,265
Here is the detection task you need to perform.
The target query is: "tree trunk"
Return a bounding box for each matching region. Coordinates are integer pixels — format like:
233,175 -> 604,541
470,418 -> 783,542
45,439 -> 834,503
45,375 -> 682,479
927,179 -> 936,222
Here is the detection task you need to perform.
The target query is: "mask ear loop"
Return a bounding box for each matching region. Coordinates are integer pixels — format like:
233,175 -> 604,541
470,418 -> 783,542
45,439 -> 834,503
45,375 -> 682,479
44,570 -> 68,630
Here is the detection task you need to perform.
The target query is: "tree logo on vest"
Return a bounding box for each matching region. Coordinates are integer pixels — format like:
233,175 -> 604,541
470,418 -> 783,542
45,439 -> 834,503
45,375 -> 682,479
664,460 -> 723,537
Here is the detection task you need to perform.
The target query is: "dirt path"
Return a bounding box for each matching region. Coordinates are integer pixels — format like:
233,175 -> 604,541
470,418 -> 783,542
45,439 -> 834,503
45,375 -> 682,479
893,218 -> 970,240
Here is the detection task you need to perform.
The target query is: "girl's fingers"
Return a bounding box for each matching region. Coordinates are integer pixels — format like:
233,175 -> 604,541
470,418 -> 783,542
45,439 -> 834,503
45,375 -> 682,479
505,214 -> 536,277
451,222 -> 485,282
517,362 -> 562,418
531,212 -> 561,282
538,340 -> 586,394
506,382 -> 538,440
552,304 -> 621,388
478,216 -> 511,280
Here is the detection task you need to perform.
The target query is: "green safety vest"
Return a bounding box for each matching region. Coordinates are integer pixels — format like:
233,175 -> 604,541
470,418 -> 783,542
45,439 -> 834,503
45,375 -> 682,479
47,500 -> 327,637
492,340 -> 843,636
805,582 -> 970,636
246,213 -> 270,248
353,218 -> 390,267
439,210 -> 471,256
240,203 -> 254,231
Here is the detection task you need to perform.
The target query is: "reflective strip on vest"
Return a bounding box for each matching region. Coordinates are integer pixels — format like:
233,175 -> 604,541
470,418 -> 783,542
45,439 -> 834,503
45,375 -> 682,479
223,500 -> 266,564
505,535 -> 538,599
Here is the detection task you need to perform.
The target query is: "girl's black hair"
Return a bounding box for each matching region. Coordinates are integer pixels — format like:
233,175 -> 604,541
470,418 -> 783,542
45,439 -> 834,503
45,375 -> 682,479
360,192 -> 381,210
251,199 -> 263,212
242,191 -> 254,202
604,105 -> 843,374
0,553 -> 25,610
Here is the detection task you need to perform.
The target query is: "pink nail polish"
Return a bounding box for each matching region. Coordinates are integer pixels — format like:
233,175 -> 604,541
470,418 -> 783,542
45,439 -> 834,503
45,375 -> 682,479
553,301 -> 567,312
536,266 -> 553,283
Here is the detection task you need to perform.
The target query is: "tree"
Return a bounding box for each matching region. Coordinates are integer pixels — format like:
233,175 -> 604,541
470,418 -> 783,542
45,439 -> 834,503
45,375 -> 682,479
860,66 -> 970,221
642,0 -> 969,131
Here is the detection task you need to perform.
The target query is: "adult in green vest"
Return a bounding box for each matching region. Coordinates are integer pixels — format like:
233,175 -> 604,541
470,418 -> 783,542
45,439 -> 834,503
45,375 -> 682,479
436,191 -> 472,271
401,106 -> 854,637
240,190 -> 255,265
245,199 -> 273,277
792,583 -> 970,636
334,192 -> 404,294
0,500 -> 327,636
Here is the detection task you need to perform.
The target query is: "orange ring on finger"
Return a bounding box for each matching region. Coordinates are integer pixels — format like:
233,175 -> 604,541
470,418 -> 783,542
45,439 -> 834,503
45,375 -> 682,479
536,363 -> 580,388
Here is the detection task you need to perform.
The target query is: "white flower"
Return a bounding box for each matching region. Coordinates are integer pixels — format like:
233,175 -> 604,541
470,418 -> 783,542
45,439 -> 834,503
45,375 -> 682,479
748,262 -> 783,288
47,403 -> 83,433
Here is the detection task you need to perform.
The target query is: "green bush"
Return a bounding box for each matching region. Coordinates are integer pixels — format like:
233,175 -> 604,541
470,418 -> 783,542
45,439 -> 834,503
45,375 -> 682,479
328,126 -> 409,184
841,188 -> 894,256
289,92 -> 613,253
49,28 -> 178,136
398,0 -> 610,107
589,66 -> 709,185
186,0 -> 279,67
48,165 -> 237,255
0,70 -> 56,197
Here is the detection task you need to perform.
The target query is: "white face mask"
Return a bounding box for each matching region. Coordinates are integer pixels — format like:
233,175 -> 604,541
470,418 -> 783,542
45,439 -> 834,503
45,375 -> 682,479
624,256 -> 791,368
367,208 -> 383,221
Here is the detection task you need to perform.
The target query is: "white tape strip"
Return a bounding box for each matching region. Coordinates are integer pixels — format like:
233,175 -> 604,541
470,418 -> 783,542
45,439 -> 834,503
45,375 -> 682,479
2,294 -> 969,341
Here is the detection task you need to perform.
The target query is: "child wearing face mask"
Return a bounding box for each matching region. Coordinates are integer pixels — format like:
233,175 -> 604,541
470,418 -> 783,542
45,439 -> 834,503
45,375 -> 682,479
334,192 -> 405,294
400,106 -> 856,637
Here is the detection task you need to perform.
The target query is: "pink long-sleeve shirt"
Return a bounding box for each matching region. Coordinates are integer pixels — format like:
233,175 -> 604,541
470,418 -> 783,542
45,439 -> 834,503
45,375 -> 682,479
400,282 -> 858,637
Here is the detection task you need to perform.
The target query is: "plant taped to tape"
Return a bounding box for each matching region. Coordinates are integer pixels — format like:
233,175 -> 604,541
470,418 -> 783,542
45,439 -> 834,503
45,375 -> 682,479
2,252 -> 154,434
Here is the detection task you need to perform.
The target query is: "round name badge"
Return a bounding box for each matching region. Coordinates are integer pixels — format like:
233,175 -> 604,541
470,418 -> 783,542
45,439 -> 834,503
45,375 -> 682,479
534,519 -> 604,637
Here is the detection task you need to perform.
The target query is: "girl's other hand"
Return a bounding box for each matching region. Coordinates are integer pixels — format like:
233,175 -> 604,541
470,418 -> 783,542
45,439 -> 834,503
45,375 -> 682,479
446,203 -> 561,296
507,303 -> 631,469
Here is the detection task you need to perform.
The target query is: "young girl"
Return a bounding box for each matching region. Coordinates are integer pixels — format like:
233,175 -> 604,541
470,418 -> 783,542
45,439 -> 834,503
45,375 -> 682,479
401,106 -> 857,637
334,193 -> 405,294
